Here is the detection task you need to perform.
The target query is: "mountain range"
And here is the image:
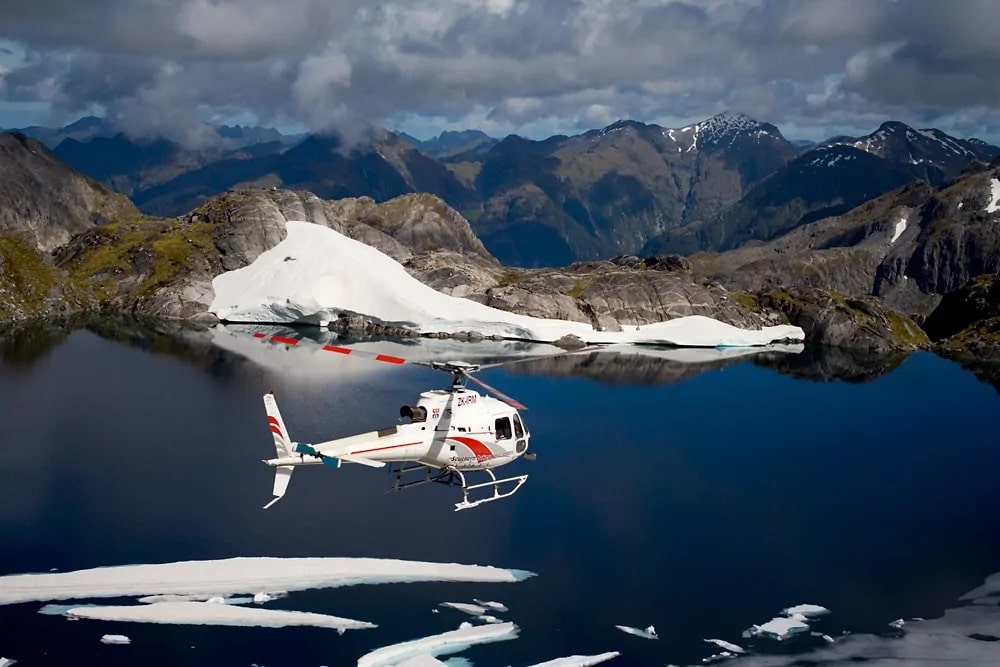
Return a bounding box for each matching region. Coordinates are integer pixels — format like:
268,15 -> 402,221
7,113 -> 999,267
0,129 -> 997,385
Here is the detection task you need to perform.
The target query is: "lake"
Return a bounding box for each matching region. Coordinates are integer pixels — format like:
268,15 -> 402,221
1,320 -> 999,666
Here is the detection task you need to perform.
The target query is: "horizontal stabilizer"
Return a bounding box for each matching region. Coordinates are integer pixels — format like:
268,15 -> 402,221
337,453 -> 386,469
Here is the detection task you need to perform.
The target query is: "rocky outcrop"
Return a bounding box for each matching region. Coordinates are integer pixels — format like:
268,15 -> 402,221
925,273 -> 1000,362
757,287 -> 928,352
0,132 -> 138,253
692,166 -> 1000,319
475,259 -> 769,332
53,188 -> 498,325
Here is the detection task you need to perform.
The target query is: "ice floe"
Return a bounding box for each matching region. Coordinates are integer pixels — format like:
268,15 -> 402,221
0,658 -> 16,667
744,616 -> 809,641
524,652 -> 620,666
472,598 -> 508,613
0,557 -> 533,606
780,604 -> 829,618
357,622 -> 519,667
615,624 -> 658,639
476,614 -> 502,624
744,603 -> 830,641
68,601 -> 374,632
253,591 -> 287,604
439,602 -> 488,616
704,639 -> 744,653
100,634 -> 131,645
209,221 -> 803,347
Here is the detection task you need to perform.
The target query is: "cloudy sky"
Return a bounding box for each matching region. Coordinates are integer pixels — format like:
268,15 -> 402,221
1,0 -> 999,146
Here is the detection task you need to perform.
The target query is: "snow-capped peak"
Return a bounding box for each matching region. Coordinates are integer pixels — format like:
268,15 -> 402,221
666,112 -> 782,151
834,121 -> 987,166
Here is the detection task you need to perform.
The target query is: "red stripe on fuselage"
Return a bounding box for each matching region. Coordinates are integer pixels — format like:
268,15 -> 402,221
351,441 -> 423,455
252,332 -> 266,338
375,354 -> 405,364
322,345 -> 353,355
449,436 -> 493,460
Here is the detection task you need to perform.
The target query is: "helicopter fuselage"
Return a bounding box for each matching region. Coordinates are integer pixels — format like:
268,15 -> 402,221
267,388 -> 530,472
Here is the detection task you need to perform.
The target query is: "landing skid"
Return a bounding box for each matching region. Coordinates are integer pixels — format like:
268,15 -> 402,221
389,463 -> 528,511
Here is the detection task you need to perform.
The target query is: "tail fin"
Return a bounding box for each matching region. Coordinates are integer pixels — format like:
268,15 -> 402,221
263,392 -> 294,509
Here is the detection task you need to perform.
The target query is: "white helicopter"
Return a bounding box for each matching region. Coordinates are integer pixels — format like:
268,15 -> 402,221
252,331 -> 580,511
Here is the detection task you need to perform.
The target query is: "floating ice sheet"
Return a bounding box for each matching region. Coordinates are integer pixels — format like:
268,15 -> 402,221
781,604 -> 829,618
615,624 -> 658,639
68,601 -> 374,632
744,616 -> 809,641
0,658 -> 16,667
357,622 -> 519,667
0,557 -> 533,606
100,634 -> 131,645
525,652 -> 620,666
472,599 -> 508,613
439,602 -> 488,616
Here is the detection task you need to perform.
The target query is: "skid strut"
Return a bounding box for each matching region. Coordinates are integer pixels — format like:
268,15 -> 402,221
390,464 -> 528,511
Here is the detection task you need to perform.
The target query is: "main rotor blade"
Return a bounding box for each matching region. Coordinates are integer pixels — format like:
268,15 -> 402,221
465,373 -> 527,411
250,332 -> 433,368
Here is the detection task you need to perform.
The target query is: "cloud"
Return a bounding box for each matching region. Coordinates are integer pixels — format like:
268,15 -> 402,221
0,0 -> 998,144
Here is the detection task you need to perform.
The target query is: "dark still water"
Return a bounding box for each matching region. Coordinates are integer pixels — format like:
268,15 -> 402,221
1,322 -> 999,666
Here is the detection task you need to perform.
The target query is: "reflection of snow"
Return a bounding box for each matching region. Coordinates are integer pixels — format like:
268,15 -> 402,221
615,624 -> 658,639
0,557 -> 534,606
525,652 -> 620,666
68,601 -> 374,633
210,221 -> 803,347
210,327 -> 804,385
357,622 -> 518,667
100,635 -> 131,645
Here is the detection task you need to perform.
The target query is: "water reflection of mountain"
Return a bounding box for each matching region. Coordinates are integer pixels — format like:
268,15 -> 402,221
750,345 -> 910,384
0,318 -> 75,372
495,345 -> 804,386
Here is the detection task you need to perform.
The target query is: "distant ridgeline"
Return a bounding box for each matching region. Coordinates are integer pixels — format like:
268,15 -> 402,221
12,113 -> 998,268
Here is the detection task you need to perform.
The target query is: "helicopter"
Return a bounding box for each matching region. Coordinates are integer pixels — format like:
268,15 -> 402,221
251,331 -> 584,511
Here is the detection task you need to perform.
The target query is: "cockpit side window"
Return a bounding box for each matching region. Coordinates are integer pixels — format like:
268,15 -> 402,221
512,414 -> 525,438
494,416 -> 512,440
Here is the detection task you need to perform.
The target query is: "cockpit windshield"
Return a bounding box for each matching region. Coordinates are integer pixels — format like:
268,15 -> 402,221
512,413 -> 525,438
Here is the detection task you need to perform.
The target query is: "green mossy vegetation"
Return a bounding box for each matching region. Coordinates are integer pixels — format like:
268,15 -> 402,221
567,279 -> 590,299
63,217 -> 215,302
730,290 -> 760,312
495,270 -> 523,288
0,233 -> 60,318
